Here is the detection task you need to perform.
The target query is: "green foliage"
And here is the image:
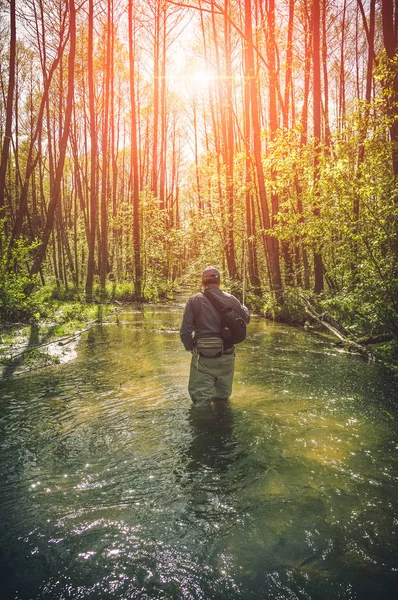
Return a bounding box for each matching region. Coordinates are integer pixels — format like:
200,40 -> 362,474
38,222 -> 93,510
111,190 -> 189,299
46,286 -> 82,302
109,280 -> 170,303
111,282 -> 137,302
260,291 -> 281,321
0,272 -> 39,322
314,122 -> 398,335
372,341 -> 398,369
52,302 -> 98,326
257,287 -> 308,323
0,235 -> 42,322
261,94 -> 398,339
142,276 -> 177,302
18,284 -> 106,334
243,291 -> 264,315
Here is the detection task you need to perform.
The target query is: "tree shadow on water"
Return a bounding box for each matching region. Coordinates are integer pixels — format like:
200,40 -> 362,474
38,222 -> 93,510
1,322 -> 41,379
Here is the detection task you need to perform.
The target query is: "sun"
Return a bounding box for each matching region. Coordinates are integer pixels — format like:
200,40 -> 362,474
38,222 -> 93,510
193,70 -> 211,87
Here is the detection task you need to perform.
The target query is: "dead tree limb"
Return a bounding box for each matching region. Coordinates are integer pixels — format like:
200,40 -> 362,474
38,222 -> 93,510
300,295 -> 374,360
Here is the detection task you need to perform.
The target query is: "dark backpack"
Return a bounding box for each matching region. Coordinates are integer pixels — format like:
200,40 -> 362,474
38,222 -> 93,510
202,289 -> 247,345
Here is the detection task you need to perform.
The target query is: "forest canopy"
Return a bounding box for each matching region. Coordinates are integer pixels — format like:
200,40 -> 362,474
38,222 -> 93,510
0,0 -> 397,343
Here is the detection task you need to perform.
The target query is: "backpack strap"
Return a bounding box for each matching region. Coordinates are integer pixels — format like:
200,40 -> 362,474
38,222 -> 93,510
202,289 -> 224,314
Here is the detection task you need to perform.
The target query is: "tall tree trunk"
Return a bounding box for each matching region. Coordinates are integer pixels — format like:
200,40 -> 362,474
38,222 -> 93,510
99,0 -> 112,290
356,0 -> 376,219
159,4 -> 167,218
283,0 -> 294,130
266,0 -> 278,139
192,100 -> 202,211
224,0 -> 237,278
0,0 -> 16,239
129,0 -> 142,298
301,3 -> 311,146
211,0 -> 229,267
382,0 -> 398,177
85,0 -> 98,299
152,1 -> 160,197
208,1 -> 229,267
338,0 -> 347,130
322,0 -> 331,145
312,0 -> 324,294
243,6 -> 260,290
280,0 -> 296,286
266,0 -> 283,298
110,0 -> 118,277
245,0 -> 283,303
296,6 -> 311,288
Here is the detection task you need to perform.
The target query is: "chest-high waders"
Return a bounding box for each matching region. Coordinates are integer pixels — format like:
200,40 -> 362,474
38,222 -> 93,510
189,337 -> 235,407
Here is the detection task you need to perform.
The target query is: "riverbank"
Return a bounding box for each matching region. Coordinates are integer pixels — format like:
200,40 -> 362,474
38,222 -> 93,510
1,290 -> 397,378
0,276 -> 181,378
0,302 -> 119,378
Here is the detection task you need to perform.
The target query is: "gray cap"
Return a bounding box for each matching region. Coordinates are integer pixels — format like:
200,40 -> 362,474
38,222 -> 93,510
202,266 -> 220,282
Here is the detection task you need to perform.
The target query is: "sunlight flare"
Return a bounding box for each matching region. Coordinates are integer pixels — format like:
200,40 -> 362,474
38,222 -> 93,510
193,70 -> 211,87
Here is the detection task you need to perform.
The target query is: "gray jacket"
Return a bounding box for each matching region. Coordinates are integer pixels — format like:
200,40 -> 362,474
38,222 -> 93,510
180,286 -> 250,351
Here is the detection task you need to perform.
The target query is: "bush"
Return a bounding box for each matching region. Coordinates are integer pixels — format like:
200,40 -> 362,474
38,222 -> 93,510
49,286 -> 82,302
0,271 -> 42,322
112,282 -> 137,302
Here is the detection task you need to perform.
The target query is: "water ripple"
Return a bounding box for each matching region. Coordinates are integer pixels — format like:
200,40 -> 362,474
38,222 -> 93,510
0,310 -> 398,599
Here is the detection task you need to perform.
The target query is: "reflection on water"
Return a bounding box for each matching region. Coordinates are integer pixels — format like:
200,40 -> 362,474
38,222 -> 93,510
0,306 -> 397,599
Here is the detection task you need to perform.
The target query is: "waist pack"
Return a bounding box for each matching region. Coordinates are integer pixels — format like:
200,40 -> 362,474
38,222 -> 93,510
202,290 -> 246,345
195,336 -> 224,357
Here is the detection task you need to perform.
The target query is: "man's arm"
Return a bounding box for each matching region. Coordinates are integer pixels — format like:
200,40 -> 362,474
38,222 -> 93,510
180,298 -> 195,350
230,294 -> 250,324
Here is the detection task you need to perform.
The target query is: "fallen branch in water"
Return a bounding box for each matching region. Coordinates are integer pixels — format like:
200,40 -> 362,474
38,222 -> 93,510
300,295 -> 374,360
356,333 -> 394,345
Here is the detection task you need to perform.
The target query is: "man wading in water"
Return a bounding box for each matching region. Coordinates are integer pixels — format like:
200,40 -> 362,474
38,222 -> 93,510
180,266 -> 250,407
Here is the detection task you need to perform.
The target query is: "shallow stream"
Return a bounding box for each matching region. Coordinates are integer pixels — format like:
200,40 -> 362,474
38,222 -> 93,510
0,304 -> 397,599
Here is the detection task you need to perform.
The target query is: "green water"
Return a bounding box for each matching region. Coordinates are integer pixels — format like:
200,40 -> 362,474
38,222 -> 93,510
0,305 -> 397,599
